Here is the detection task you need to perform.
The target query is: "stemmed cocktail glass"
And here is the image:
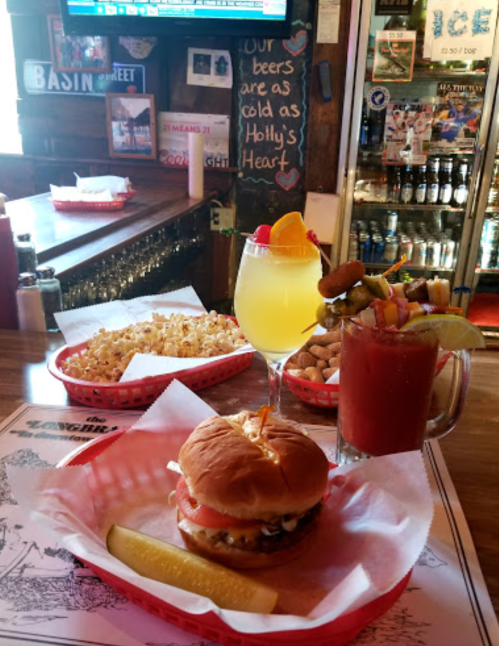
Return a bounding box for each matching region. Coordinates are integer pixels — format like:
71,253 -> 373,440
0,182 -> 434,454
234,233 -> 323,419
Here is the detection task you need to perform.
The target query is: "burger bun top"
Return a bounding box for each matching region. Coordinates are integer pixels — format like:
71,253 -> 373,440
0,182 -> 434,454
178,411 -> 329,520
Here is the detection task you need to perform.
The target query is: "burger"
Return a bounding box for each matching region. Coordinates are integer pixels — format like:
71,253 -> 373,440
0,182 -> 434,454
173,411 -> 330,569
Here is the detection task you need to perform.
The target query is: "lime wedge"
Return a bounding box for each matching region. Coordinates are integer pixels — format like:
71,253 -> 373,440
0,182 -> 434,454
106,525 -> 278,613
400,315 -> 486,351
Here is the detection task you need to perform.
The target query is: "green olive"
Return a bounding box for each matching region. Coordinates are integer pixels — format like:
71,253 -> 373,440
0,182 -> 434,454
316,303 -> 340,329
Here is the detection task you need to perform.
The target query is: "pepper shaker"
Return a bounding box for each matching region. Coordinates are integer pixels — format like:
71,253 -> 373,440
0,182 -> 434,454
15,232 -> 38,274
36,265 -> 63,332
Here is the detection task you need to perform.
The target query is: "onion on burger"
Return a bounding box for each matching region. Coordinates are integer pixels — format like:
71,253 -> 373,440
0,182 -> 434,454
173,411 -> 329,569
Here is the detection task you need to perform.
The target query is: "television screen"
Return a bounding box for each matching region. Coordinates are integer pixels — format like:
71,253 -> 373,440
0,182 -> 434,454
60,0 -> 292,37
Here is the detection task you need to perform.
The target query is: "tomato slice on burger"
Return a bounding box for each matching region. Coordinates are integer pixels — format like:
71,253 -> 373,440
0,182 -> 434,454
175,477 -> 256,529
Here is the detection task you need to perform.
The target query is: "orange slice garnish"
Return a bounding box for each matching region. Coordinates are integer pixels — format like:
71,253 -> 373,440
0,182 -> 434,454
269,212 -> 317,256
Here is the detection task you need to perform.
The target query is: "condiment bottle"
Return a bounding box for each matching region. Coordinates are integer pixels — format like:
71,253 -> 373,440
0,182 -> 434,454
0,203 -> 19,329
16,273 -> 46,332
16,232 -> 38,274
36,265 -> 63,332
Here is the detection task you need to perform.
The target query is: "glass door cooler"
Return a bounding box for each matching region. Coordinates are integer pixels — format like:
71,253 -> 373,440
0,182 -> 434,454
461,79 -> 499,336
337,0 -> 499,304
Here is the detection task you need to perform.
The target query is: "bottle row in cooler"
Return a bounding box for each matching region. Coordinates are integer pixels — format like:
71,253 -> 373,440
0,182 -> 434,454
479,216 -> 499,270
349,215 -> 457,270
354,156 -> 470,207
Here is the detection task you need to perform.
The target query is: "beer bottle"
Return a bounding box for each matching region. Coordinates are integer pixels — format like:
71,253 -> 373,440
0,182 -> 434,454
439,158 -> 453,205
452,160 -> 469,207
426,157 -> 440,205
401,166 -> 414,204
415,164 -> 427,204
488,162 -> 499,207
390,166 -> 402,203
360,100 -> 369,150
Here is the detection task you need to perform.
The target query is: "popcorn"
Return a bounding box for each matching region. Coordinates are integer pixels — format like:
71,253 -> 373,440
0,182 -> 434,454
61,311 -> 246,383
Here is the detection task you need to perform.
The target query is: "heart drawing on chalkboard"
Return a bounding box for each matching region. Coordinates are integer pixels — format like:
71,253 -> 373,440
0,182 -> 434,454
283,30 -> 308,57
276,168 -> 300,191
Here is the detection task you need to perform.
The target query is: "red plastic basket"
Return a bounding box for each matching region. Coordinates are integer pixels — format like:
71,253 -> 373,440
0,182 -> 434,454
52,198 -> 127,212
58,430 -> 411,646
284,371 -> 339,408
117,189 -> 138,201
284,351 -> 452,409
48,346 -> 253,409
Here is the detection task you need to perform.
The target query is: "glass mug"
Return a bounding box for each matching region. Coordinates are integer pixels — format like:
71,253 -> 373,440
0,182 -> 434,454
336,318 -> 471,465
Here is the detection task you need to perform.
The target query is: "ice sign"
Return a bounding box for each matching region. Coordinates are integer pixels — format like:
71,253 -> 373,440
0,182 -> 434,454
424,0 -> 498,62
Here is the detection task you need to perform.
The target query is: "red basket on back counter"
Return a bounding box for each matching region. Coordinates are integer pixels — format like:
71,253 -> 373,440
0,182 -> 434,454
52,198 -> 127,212
48,345 -> 253,409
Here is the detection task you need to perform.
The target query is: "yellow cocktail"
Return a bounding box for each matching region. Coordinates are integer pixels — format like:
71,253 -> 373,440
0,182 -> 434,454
235,242 -> 323,363
234,213 -> 324,418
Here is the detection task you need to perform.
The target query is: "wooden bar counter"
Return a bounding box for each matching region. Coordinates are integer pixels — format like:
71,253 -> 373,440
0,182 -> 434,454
0,329 -> 497,620
5,186 -> 215,278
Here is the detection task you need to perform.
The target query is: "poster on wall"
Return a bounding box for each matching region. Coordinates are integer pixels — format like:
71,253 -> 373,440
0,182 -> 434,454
106,93 -> 157,160
47,15 -> 111,73
372,31 -> 416,82
382,101 -> 433,164
430,83 -> 484,150
187,48 -> 233,89
158,113 -> 230,168
424,0 -> 498,61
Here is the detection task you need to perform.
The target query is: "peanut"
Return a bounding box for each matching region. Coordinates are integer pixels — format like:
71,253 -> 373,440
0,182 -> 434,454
304,367 -> 325,383
296,351 -> 317,369
309,345 -> 334,361
307,330 -> 341,346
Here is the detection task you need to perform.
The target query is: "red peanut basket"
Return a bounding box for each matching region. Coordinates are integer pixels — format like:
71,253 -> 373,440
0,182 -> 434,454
48,345 -> 253,409
284,351 -> 452,409
284,371 -> 339,409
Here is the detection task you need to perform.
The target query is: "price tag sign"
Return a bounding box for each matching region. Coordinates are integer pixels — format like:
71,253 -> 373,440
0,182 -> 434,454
425,0 -> 498,62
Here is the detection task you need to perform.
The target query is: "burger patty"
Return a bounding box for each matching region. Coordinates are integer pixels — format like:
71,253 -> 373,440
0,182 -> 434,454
180,502 -> 323,554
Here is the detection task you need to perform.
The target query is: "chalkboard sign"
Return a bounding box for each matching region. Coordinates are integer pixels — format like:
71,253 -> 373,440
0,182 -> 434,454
235,0 -> 314,234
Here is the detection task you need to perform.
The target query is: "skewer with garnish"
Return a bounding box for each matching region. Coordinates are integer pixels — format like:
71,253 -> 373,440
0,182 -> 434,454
303,256 -> 408,334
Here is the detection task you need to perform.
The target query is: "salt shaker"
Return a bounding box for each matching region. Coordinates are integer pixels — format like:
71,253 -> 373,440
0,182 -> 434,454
36,265 -> 63,332
16,233 -> 38,274
16,273 -> 46,332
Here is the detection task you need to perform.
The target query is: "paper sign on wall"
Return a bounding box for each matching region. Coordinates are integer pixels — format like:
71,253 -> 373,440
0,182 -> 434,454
373,31 -> 416,82
317,0 -> 341,45
187,48 -> 233,89
424,0 -> 498,61
158,112 -> 230,168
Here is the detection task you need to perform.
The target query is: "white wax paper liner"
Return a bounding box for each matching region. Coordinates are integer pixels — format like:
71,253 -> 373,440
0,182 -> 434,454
53,286 -> 254,380
8,380 -> 434,633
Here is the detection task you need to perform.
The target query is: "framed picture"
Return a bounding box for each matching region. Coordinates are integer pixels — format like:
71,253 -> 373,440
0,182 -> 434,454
47,15 -> 111,74
106,93 -> 157,160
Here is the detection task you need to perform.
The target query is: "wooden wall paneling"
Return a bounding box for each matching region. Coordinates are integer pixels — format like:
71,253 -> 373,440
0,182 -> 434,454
165,37 -> 233,115
304,0 -> 353,193
0,156 -> 36,200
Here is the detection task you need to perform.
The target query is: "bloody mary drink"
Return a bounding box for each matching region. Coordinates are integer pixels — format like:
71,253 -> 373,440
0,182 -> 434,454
338,319 -> 439,459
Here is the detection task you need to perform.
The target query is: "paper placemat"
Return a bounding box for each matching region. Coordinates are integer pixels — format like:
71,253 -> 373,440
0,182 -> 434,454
0,404 -> 496,646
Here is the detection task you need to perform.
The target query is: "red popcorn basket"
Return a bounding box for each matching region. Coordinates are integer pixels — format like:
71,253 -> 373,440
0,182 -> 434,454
52,198 -> 127,212
58,430 -> 412,646
284,351 -> 452,409
48,346 -> 253,409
